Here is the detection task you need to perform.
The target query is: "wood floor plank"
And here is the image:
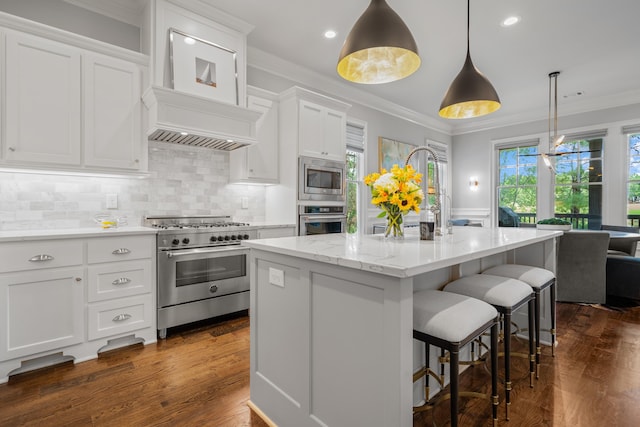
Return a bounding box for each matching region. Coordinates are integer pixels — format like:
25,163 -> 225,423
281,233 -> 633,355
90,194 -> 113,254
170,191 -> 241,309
1,304 -> 639,426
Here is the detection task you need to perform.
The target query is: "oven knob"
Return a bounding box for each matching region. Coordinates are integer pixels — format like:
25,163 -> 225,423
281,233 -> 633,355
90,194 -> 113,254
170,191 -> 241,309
182,238 -> 190,245
230,235 -> 237,240
209,285 -> 218,294
209,236 -> 217,242
171,239 -> 179,246
236,235 -> 243,240
217,236 -> 224,242
243,234 -> 250,240
224,235 -> 230,241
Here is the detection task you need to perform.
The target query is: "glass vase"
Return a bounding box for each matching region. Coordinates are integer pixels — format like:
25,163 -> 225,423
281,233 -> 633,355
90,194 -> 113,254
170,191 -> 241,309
384,211 -> 404,239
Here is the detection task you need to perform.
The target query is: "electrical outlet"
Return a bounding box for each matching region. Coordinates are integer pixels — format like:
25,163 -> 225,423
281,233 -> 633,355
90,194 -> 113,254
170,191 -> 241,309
269,267 -> 284,287
106,193 -> 118,209
241,197 -> 249,209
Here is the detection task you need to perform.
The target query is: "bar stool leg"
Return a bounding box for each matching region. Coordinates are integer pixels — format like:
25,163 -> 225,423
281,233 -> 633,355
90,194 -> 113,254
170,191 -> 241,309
424,342 -> 430,401
534,289 -> 542,379
490,323 -> 499,427
503,311 -> 512,421
450,348 -> 460,427
528,299 -> 536,387
551,282 -> 557,357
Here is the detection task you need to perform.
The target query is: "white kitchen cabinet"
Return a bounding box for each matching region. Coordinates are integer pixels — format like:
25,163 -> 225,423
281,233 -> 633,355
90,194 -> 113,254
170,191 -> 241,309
4,32 -> 82,166
298,100 -> 347,161
1,24 -> 146,174
0,238 -> 85,362
83,53 -> 142,170
230,89 -> 279,183
0,232 -> 156,380
86,235 -> 154,340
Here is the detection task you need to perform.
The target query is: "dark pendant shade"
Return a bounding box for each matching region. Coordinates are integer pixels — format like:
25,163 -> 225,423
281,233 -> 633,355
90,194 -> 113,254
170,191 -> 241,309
439,0 -> 500,119
337,0 -> 420,84
439,51 -> 501,119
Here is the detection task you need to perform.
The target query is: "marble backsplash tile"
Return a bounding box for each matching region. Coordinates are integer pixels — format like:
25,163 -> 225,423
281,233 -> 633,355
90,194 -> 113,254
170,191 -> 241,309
0,141 -> 266,230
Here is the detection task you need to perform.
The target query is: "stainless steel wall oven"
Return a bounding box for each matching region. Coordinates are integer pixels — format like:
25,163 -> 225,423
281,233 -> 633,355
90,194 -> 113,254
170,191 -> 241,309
298,205 -> 347,236
298,156 -> 346,202
145,215 -> 256,339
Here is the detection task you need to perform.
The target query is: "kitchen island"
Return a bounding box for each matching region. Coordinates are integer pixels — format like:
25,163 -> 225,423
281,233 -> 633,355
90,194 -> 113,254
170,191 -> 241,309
242,226 -> 562,427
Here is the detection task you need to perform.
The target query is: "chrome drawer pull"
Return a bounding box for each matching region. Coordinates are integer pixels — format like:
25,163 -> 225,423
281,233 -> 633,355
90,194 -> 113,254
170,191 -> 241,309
29,254 -> 54,262
112,277 -> 131,286
112,248 -> 131,255
112,313 -> 132,322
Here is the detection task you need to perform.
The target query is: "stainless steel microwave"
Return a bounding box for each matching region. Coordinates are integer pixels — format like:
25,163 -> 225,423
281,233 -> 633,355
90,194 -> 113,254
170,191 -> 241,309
298,156 -> 345,202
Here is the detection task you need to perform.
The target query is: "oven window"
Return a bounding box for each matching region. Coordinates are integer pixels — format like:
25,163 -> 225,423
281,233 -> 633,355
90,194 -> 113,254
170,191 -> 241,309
175,254 -> 246,287
304,221 -> 343,235
307,168 -> 341,189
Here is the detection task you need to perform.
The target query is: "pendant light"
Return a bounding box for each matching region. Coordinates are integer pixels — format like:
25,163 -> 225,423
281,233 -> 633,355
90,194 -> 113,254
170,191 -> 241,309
542,71 -> 562,172
337,0 -> 420,84
439,0 -> 500,119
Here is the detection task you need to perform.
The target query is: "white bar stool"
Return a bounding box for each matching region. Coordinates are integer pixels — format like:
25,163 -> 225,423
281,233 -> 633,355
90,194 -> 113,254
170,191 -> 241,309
413,290 -> 500,427
481,264 -> 556,378
443,274 -> 535,420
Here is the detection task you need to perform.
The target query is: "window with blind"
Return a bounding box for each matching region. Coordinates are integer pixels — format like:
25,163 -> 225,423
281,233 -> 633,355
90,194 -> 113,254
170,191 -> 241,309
623,125 -> 640,227
497,141 -> 538,226
346,121 -> 365,233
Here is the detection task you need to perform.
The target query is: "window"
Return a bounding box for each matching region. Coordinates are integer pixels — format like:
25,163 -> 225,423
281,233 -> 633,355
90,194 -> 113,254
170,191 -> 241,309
497,142 -> 538,226
625,128 -> 640,227
346,121 -> 365,233
553,133 -> 604,229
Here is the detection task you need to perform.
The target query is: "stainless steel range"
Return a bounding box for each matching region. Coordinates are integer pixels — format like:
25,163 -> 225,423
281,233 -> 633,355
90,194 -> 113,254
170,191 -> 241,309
144,215 -> 256,339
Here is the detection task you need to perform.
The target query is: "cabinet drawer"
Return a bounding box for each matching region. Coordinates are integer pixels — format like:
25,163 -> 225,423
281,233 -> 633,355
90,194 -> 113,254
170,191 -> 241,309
87,235 -> 153,264
88,259 -> 152,302
88,295 -> 152,340
0,240 -> 83,273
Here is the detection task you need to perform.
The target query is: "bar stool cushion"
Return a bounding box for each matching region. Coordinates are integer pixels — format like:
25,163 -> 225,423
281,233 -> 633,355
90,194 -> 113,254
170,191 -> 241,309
482,264 -> 555,290
444,274 -> 532,308
413,290 -> 497,343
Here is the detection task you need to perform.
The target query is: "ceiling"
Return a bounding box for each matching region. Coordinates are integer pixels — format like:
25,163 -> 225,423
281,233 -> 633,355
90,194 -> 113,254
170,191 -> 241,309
203,0 -> 640,135
73,0 -> 640,135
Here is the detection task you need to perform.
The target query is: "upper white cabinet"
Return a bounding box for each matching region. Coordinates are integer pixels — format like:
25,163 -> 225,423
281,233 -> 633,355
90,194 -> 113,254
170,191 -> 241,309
4,32 -> 82,165
298,100 -> 347,161
230,88 -> 279,183
0,21 -> 147,174
83,53 -> 142,170
279,86 -> 350,162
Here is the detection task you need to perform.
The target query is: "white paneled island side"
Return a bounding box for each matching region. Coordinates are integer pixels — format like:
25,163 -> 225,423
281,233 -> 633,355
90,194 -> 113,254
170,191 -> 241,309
242,226 -> 562,427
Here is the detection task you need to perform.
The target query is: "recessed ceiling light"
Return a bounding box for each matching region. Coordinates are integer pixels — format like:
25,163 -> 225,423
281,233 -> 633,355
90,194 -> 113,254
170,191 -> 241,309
502,16 -> 520,27
324,30 -> 337,39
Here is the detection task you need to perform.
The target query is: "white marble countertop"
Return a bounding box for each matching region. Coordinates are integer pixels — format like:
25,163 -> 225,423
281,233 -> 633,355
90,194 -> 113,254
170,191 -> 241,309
242,226 -> 563,278
0,226 -> 157,242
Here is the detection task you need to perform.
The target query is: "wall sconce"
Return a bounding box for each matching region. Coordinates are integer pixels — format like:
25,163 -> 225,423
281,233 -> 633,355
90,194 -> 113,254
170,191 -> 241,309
469,176 -> 479,191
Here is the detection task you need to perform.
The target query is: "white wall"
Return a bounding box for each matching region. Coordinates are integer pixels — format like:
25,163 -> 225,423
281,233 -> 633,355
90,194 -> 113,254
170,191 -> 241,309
452,103 -> 640,226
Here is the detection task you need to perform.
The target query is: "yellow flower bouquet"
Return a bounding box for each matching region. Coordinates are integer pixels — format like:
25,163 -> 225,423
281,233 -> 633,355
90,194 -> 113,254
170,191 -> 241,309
364,164 -> 424,238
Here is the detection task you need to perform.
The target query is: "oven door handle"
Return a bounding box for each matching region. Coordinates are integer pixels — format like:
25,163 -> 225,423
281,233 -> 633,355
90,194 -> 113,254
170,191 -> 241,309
300,215 -> 347,222
166,246 -> 247,258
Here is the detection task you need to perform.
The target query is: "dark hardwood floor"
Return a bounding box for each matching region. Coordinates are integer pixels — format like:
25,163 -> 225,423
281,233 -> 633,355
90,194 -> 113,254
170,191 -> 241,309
0,302 -> 639,426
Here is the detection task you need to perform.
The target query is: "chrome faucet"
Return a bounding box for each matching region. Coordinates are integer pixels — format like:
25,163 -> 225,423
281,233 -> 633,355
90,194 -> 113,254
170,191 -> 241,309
405,146 -> 442,236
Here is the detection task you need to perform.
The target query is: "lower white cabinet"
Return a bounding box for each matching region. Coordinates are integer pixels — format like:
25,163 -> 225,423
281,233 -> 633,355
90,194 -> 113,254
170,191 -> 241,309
88,295 -> 153,340
0,267 -> 85,362
0,232 -> 156,380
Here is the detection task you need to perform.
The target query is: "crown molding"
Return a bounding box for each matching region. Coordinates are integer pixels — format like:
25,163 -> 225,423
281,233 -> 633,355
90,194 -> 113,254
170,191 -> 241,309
64,0 -> 146,27
247,47 -> 452,135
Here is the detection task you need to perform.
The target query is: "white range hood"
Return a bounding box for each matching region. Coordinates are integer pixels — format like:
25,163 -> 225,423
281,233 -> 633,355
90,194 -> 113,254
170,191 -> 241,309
142,86 -> 261,151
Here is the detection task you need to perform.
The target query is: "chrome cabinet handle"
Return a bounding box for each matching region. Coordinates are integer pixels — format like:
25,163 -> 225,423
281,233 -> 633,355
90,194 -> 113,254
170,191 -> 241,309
112,277 -> 131,286
112,248 -> 131,255
29,254 -> 54,262
112,313 -> 132,322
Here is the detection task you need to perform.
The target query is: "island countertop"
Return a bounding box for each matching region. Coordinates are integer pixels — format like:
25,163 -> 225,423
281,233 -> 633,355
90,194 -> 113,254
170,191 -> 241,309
242,226 -> 563,278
